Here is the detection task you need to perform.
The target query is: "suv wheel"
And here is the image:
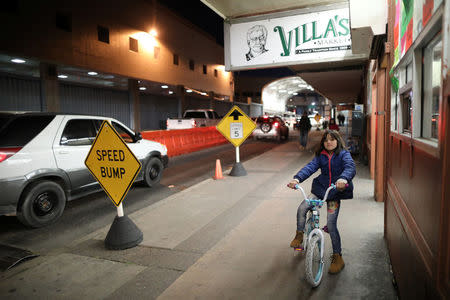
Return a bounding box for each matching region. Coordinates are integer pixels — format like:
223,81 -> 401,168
17,181 -> 66,228
260,123 -> 271,133
143,157 -> 164,188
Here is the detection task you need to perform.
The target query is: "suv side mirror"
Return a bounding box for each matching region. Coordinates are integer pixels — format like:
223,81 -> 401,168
135,132 -> 142,141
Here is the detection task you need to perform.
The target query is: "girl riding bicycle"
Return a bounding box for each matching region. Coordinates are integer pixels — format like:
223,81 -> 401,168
287,129 -> 356,274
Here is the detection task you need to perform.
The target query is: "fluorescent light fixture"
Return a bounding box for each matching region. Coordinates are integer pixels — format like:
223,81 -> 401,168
58,75 -> 68,79
139,87 -> 146,90
168,91 -> 173,94
11,58 -> 25,63
88,72 -> 98,76
161,85 -> 168,88
186,89 -> 193,93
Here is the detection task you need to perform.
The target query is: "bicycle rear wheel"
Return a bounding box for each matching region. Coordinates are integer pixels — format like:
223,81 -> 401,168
305,234 -> 324,287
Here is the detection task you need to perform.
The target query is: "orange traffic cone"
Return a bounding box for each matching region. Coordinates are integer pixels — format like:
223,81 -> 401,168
213,159 -> 224,180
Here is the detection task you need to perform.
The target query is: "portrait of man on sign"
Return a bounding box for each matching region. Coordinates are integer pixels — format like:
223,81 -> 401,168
245,25 -> 268,61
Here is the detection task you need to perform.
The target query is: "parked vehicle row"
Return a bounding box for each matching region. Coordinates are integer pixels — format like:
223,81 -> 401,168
0,112 -> 168,228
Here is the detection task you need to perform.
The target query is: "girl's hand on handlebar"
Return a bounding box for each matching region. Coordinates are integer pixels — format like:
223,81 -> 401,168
336,178 -> 348,191
287,180 -> 298,189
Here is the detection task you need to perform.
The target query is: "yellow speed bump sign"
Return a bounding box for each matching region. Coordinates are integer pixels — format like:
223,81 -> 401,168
216,105 -> 256,147
314,114 -> 321,123
85,121 -> 141,207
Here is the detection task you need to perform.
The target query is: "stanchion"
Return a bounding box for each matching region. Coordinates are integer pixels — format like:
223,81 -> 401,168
230,146 -> 247,176
104,203 -> 143,250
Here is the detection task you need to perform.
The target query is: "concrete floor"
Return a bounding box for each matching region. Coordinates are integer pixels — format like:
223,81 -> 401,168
0,130 -> 398,299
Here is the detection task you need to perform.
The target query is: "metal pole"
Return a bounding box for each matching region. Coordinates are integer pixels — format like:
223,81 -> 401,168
117,203 -> 124,217
236,146 -> 240,163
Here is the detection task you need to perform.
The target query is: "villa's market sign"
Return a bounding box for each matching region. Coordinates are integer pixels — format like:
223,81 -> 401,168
225,7 -> 352,71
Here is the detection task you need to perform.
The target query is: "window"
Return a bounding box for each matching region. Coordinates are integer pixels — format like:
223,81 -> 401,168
61,119 -> 97,146
111,122 -> 134,143
391,92 -> 399,131
184,111 -> 206,118
401,90 -> 412,133
203,65 -> 207,74
56,12 -> 72,32
422,33 -> 441,141
189,59 -> 195,71
0,115 -> 55,147
97,25 -> 109,44
207,111 -> 214,118
214,69 -> 218,77
173,54 -> 179,65
129,37 -> 138,52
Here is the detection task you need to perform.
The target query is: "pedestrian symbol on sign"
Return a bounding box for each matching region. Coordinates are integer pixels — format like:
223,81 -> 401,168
230,123 -> 243,139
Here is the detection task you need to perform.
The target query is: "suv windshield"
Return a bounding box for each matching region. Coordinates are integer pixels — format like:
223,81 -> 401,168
0,115 -> 55,147
256,116 -> 275,123
184,111 -> 206,118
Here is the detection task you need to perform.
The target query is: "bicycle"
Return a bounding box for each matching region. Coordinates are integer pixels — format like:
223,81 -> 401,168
292,183 -> 338,287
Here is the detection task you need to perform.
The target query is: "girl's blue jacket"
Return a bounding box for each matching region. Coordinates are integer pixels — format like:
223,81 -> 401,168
294,149 -> 356,200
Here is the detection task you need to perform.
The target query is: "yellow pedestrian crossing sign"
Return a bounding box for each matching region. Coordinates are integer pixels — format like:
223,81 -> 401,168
85,121 -> 142,207
216,106 -> 256,147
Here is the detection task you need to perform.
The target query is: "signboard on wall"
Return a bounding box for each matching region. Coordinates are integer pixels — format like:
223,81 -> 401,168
225,7 -> 352,71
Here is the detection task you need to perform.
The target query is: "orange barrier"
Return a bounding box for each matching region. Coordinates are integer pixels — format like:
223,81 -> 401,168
141,127 -> 228,157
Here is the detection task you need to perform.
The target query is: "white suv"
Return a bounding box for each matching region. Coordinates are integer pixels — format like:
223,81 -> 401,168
0,112 -> 168,228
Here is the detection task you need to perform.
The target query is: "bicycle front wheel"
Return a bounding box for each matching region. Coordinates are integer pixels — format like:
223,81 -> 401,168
305,234 -> 324,287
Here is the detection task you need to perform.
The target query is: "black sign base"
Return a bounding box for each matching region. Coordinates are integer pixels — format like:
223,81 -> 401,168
229,162 -> 247,176
105,215 -> 143,250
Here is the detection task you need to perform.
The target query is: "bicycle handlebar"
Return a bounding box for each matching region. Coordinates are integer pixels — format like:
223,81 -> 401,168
290,182 -> 349,202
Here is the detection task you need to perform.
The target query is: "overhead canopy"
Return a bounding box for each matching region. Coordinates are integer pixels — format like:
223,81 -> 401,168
201,0 -> 385,105
200,0 -> 347,19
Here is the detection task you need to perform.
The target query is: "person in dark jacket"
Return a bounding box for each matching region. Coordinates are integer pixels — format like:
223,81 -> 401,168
329,118 -> 339,131
298,111 -> 311,149
287,129 -> 356,274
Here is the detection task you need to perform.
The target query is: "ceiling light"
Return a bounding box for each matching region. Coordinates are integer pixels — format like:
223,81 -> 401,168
149,29 -> 157,37
58,75 -> 68,79
168,91 -> 173,94
279,89 -> 286,93
11,58 -> 25,63
186,89 -> 192,93
88,72 -> 98,76
161,85 -> 168,88
139,87 -> 146,90
293,92 -> 298,95
312,102 -> 316,105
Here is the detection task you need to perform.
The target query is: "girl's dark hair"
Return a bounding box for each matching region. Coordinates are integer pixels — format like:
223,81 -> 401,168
315,129 -> 346,156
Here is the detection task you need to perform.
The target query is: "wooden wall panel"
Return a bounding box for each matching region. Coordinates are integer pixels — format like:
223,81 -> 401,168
386,191 -> 440,299
410,147 -> 442,257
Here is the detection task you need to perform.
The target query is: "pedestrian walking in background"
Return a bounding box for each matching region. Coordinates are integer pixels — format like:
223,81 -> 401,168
329,118 -> 339,131
337,113 -> 345,126
298,111 -> 311,150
